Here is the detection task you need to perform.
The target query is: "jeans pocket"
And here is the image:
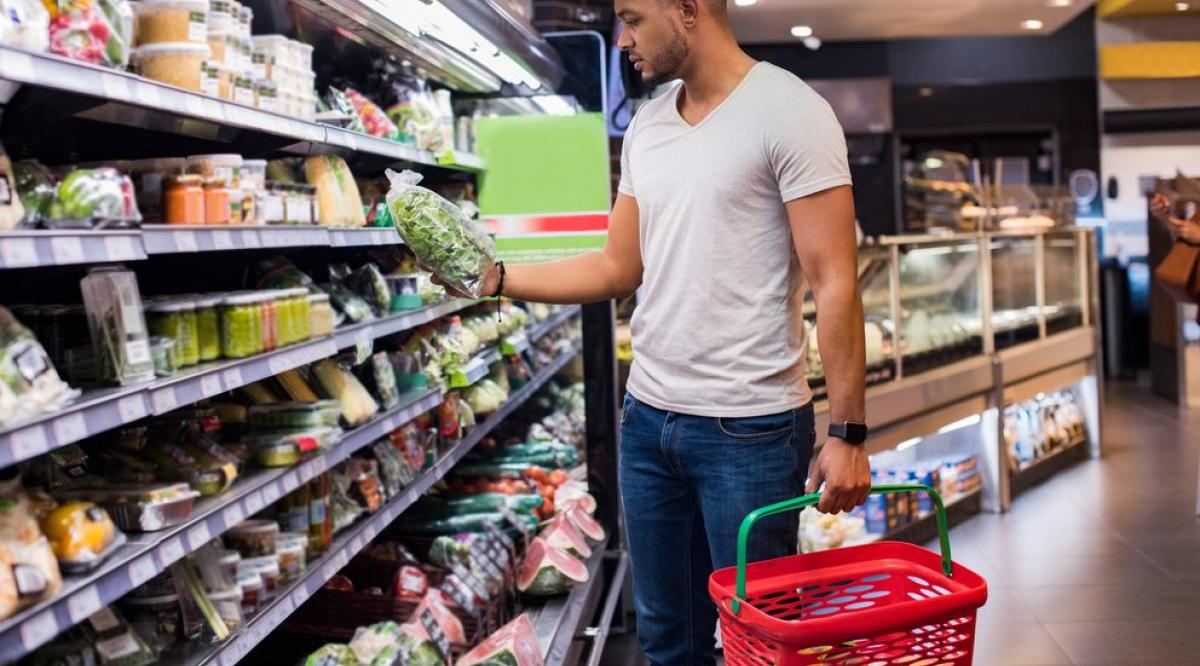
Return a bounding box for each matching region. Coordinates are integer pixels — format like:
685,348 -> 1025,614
716,410 -> 795,441
621,394 -> 634,425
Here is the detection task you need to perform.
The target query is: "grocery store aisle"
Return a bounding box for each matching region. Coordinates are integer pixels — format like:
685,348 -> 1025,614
951,380 -> 1200,666
601,381 -> 1200,665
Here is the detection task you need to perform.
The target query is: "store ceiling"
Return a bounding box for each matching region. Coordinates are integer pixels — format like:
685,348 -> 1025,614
729,0 -> 1097,44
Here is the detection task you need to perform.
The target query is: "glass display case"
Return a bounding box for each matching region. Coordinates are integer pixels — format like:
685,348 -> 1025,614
803,228 -> 1095,390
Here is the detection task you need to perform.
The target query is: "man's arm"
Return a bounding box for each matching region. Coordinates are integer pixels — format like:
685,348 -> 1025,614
786,185 -> 871,514
471,194 -> 643,304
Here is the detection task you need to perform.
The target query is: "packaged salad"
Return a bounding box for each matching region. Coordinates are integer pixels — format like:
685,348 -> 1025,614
385,169 -> 496,299
45,0 -> 134,69
0,307 -> 78,428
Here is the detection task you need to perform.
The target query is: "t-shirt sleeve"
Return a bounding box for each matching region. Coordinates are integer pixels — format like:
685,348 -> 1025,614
767,88 -> 852,203
617,113 -> 638,198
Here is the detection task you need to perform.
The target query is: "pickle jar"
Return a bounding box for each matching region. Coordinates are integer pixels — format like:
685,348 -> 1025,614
194,294 -> 222,362
219,294 -> 261,359
290,288 -> 311,342
308,293 -> 333,337
256,292 -> 277,352
146,299 -> 198,367
176,297 -> 200,366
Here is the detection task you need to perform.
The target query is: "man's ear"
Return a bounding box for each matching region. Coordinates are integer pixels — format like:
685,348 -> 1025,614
678,0 -> 699,28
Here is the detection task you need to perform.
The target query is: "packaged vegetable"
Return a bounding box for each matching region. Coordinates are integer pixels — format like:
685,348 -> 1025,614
223,519 -> 279,557
385,169 -> 496,298
304,644 -> 358,666
133,0 -> 207,44
344,88 -> 399,140
0,0 -> 49,51
311,358 -> 378,426
304,155 -> 366,228
325,87 -> 366,134
0,306 -> 78,429
45,0 -> 134,68
80,267 -> 155,385
133,42 -> 210,92
48,168 -> 141,228
247,400 -> 341,429
348,264 -> 391,313
0,143 -> 25,230
12,159 -> 55,226
39,501 -> 123,573
0,473 -> 63,621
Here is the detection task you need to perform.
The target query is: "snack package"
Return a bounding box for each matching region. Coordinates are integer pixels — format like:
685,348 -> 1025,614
0,475 -> 64,622
0,0 -> 50,51
45,0 -> 134,68
385,169 -> 496,298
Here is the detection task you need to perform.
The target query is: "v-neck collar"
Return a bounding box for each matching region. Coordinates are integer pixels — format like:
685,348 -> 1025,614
672,61 -> 764,130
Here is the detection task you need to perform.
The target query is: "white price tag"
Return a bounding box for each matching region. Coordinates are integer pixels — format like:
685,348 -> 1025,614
241,229 -> 260,248
173,231 -> 198,252
222,367 -> 244,390
289,589 -> 307,611
349,535 -> 365,554
267,354 -> 289,375
200,374 -> 223,398
222,503 -> 246,528
202,98 -> 225,121
11,425 -> 49,461
52,412 -> 87,445
50,236 -> 85,265
1,50 -> 35,81
281,471 -> 299,493
135,81 -> 162,107
184,94 -> 205,117
68,585 -> 103,624
341,131 -> 359,152
261,481 -> 282,505
186,522 -> 212,550
19,610 -> 57,652
0,237 -> 38,268
212,230 -> 235,250
244,490 -> 264,516
118,395 -> 147,422
158,537 -> 185,565
100,73 -> 130,100
382,416 -> 397,433
104,235 -> 138,261
322,560 -> 341,582
127,555 -> 157,587
151,387 -> 178,414
336,548 -> 349,569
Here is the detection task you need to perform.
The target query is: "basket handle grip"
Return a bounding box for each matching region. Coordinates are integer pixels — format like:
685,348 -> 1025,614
732,484 -> 953,614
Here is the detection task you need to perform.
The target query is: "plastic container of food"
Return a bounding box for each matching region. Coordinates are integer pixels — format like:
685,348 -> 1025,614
388,275 -> 422,311
219,294 -> 261,358
208,0 -> 234,32
255,79 -> 279,114
208,587 -> 243,629
237,4 -> 252,34
134,42 -> 211,92
62,483 -> 200,532
236,570 -> 264,616
201,178 -> 230,224
120,593 -> 185,653
194,295 -> 222,361
250,440 -> 300,467
308,293 -> 334,336
201,60 -> 221,98
239,556 -> 280,600
40,502 -> 126,574
248,400 -> 341,429
135,0 -> 208,45
187,154 -> 242,187
224,519 -> 279,557
218,550 -> 241,582
294,41 -> 313,71
247,427 -> 337,460
252,34 -> 291,68
241,160 -> 267,191
276,540 -> 305,580
233,75 -> 255,107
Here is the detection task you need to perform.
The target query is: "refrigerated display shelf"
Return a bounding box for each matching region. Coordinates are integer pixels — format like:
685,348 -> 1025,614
1010,435 -> 1089,498
0,230 -> 144,269
528,306 -> 583,344
530,547 -> 628,666
156,345 -> 580,666
840,487 -> 983,550
0,387 -> 443,661
0,46 -> 485,175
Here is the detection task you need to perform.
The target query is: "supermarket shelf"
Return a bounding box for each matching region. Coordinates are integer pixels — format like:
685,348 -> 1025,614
438,150 -> 487,172
530,545 -> 609,664
0,46 -> 485,173
0,230 -> 144,269
161,346 -> 580,666
331,298 -> 476,350
141,226 -> 329,254
0,384 -> 151,470
838,487 -> 984,550
327,228 -> 401,248
1010,435 -> 1089,497
0,387 -> 443,661
452,347 -> 503,388
528,306 -> 583,344
147,338 -> 340,416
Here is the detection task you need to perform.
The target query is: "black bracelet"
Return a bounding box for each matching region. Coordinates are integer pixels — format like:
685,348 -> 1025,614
493,261 -> 506,320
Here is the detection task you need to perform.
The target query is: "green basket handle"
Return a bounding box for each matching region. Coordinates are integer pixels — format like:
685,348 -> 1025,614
731,484 -> 953,614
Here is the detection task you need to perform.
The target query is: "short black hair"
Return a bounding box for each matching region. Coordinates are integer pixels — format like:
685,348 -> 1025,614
659,0 -> 729,18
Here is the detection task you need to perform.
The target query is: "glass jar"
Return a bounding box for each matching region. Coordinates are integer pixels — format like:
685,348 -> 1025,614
289,288 -> 312,341
308,293 -> 334,337
146,300 -> 198,367
177,298 -> 200,366
194,295 -> 222,361
219,294 -> 260,358
163,174 -> 205,225
203,177 -> 231,225
258,184 -> 285,225
257,293 -> 276,352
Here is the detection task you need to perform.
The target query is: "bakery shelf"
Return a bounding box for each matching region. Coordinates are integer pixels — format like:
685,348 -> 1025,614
156,346 -> 580,666
0,386 -> 443,660
0,45 -> 485,175
0,230 -> 144,269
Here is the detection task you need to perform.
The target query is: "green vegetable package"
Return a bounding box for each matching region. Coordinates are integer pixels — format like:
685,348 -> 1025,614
385,169 -> 496,299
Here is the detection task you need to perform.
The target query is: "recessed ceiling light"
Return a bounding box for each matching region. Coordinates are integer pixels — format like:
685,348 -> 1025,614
734,0 -> 757,6
1047,0 -> 1071,6
1176,2 -> 1190,10
1021,19 -> 1045,30
791,25 -> 813,38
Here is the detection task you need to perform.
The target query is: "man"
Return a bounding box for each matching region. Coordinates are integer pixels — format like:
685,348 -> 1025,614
460,0 -> 871,662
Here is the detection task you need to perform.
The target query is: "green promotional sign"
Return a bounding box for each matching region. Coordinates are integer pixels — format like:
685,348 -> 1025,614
476,112 -> 611,264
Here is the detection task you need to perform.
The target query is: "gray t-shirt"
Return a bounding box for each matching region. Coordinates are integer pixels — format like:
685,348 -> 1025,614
619,62 -> 851,417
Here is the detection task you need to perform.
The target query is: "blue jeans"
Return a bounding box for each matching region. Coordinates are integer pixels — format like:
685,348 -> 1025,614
619,394 -> 815,666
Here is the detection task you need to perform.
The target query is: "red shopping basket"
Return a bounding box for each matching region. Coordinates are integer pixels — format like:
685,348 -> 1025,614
709,485 -> 988,666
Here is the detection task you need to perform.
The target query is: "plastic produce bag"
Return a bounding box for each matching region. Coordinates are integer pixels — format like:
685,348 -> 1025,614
0,307 -> 78,429
13,160 -> 56,226
47,168 -> 142,229
80,267 -> 155,385
0,144 -> 25,231
385,169 -> 496,298
0,0 -> 49,51
304,155 -> 367,228
344,88 -> 400,140
45,0 -> 134,69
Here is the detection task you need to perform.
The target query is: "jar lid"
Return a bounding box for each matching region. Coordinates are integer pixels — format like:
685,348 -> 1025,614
134,0 -> 208,13
133,42 -> 212,58
308,293 -> 330,303
165,174 -> 204,187
188,153 -> 243,167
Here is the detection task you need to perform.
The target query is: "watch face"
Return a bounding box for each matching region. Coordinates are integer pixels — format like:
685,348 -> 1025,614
846,422 -> 869,442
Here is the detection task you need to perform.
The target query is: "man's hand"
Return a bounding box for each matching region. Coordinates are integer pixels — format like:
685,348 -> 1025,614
806,438 -> 871,514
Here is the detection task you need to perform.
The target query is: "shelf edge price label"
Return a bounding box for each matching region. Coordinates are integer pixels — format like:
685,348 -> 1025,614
127,554 -> 157,587
186,522 -> 212,550
151,387 -> 178,414
200,374 -> 223,398
0,237 -> 38,268
117,395 -> 147,423
241,229 -> 260,248
173,230 -> 198,253
49,236 -> 85,265
221,367 -> 244,391
103,235 -> 138,261
11,425 -> 49,462
19,610 -> 57,652
100,73 -> 131,100
52,412 -> 87,446
67,585 -> 103,625
158,536 -> 185,566
222,502 -> 246,529
212,230 -> 235,250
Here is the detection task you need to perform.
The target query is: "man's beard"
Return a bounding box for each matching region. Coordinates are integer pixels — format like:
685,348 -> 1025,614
642,22 -> 688,87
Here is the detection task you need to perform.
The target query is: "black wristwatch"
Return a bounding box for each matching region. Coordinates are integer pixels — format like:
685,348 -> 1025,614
829,421 -> 869,445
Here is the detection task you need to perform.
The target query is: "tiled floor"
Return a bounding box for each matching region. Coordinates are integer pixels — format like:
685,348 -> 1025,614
601,381 -> 1200,665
